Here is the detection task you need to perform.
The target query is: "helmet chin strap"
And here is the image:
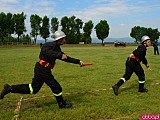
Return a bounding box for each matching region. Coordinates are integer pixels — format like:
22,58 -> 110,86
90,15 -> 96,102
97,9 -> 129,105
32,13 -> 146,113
57,38 -> 66,45
144,43 -> 147,47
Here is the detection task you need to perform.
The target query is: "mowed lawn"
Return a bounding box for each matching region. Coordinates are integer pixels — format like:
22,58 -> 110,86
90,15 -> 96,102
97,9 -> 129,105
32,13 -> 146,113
0,45 -> 159,120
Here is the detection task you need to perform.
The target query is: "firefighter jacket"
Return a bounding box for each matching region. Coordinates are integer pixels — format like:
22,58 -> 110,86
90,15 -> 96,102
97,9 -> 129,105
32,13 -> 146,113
39,41 -> 80,67
132,44 -> 148,65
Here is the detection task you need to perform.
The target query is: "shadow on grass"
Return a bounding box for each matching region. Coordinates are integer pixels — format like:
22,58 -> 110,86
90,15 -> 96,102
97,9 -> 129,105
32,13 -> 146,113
118,79 -> 153,95
118,83 -> 138,95
19,92 -> 88,110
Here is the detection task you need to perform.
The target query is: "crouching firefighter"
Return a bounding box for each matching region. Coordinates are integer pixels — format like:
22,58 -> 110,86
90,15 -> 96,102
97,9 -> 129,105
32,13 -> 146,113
0,30 -> 84,109
112,35 -> 152,96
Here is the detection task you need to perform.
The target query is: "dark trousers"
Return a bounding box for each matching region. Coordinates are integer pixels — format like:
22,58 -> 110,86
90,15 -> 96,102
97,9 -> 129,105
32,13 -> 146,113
154,47 -> 159,55
123,58 -> 145,82
10,62 -> 62,95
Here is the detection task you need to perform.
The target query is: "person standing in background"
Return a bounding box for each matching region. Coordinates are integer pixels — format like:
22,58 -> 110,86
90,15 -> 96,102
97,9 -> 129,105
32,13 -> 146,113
153,39 -> 159,55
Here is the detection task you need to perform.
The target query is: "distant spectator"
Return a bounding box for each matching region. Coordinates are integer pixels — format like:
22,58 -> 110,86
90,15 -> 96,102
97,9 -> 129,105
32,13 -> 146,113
153,39 -> 159,55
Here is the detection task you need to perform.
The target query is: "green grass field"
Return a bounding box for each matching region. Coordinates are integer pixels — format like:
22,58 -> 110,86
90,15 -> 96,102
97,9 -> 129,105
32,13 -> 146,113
0,45 -> 160,120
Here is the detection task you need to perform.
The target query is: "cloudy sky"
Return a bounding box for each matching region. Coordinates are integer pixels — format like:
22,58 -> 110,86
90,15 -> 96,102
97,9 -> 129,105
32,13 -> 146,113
0,0 -> 160,38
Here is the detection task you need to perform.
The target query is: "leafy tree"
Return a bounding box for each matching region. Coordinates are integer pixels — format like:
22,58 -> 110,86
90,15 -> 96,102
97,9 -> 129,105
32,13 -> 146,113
61,16 -> 83,44
61,16 -> 70,43
74,18 -> 83,43
61,16 -> 69,33
51,17 -> 59,34
20,34 -> 31,43
40,16 -> 50,43
6,13 -> 14,42
30,14 -> 42,44
13,12 -> 26,42
130,26 -> 160,43
67,16 -> 77,44
61,16 -> 72,43
146,28 -> 160,41
0,12 -> 6,42
130,26 -> 147,43
83,20 -> 94,44
0,12 -> 14,42
95,20 -> 109,46
0,12 -> 7,42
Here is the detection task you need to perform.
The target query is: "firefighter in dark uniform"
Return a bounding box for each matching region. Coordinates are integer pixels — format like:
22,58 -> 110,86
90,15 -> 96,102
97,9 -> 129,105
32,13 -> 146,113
0,31 -> 84,108
112,35 -> 152,96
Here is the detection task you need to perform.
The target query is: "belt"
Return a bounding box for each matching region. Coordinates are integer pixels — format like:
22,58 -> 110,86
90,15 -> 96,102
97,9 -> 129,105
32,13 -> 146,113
131,56 -> 140,62
39,60 -> 54,69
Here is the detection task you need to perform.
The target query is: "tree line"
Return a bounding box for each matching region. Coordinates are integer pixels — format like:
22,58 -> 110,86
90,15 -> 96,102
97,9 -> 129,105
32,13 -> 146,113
0,12 -> 159,45
130,26 -> 160,43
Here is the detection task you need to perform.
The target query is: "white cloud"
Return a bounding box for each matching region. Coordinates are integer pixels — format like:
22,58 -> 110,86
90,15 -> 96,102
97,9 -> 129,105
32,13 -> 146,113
120,24 -> 125,26
94,0 -> 110,3
0,0 -> 18,3
63,0 -> 160,38
65,0 -> 146,23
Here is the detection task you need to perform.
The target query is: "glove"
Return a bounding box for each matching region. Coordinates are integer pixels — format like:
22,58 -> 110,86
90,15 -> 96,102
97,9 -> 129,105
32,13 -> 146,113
79,61 -> 84,67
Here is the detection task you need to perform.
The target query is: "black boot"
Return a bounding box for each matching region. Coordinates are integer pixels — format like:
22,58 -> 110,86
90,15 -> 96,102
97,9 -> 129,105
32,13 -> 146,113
138,83 -> 148,92
55,95 -> 72,109
112,84 -> 119,96
58,100 -> 72,109
112,79 -> 124,96
0,84 -> 11,99
138,88 -> 148,92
